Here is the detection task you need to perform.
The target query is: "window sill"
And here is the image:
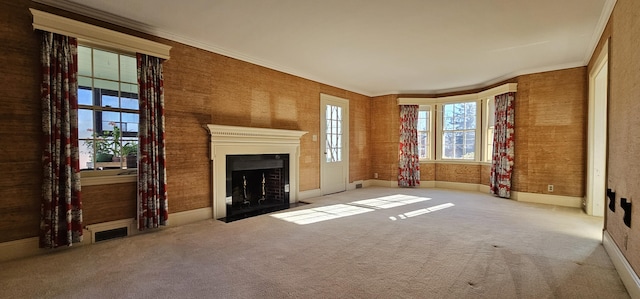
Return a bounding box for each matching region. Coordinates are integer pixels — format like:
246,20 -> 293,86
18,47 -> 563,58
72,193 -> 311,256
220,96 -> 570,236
81,172 -> 137,186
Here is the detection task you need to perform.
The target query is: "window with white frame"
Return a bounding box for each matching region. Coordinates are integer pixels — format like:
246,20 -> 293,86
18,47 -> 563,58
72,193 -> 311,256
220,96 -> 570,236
441,101 -> 477,160
78,45 -> 139,171
417,106 -> 431,160
398,83 -> 515,163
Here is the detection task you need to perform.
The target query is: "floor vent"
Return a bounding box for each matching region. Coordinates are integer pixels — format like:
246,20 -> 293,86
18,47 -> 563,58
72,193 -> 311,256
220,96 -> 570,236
356,183 -> 363,189
94,227 -> 128,242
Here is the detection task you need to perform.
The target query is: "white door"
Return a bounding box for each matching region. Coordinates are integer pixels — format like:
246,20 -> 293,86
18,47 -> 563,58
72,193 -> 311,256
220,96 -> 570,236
586,41 -> 608,217
320,94 -> 349,195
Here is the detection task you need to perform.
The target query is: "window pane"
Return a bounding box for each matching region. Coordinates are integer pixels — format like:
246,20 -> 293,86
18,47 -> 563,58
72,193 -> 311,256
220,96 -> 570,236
94,79 -> 119,91
93,49 -> 119,80
78,109 -> 94,139
120,55 -> 137,84
78,46 -> 92,77
79,140 -> 93,170
102,94 -> 119,108
121,113 -> 139,133
464,131 -> 475,159
78,87 -> 92,105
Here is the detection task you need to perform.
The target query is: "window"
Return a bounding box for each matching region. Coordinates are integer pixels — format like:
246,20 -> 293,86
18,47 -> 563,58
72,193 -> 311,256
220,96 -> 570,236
78,45 -> 139,171
485,98 -> 495,162
442,102 -> 476,160
398,83 -> 516,163
417,106 -> 431,160
325,104 -> 342,162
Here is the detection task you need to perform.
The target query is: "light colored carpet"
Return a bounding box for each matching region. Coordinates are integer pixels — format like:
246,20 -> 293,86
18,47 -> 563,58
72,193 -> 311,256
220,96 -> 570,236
0,187 -> 630,298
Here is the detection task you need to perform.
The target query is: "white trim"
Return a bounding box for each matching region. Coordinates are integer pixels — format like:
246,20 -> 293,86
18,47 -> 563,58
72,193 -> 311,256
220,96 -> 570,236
369,180 -> 399,188
0,237 -> 42,263
397,83 -> 518,105
168,207 -> 212,227
86,218 -> 136,243
29,9 -> 171,59
299,189 -> 322,201
603,230 -> 640,298
512,191 -> 582,208
206,124 -> 307,220
434,181 -> 485,192
320,94 -> 350,195
583,0 -> 617,65
586,39 -> 609,217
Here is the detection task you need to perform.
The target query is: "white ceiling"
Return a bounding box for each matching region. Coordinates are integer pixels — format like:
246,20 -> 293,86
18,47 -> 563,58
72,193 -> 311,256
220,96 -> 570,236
44,0 -> 614,96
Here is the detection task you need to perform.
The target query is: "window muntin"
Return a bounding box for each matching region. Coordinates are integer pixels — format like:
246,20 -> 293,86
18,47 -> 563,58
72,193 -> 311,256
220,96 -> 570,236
417,107 -> 431,160
325,104 -> 343,163
78,45 -> 139,172
441,102 -> 476,160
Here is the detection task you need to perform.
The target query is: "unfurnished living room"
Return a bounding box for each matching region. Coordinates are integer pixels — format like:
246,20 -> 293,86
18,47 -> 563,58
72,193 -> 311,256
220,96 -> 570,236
0,0 -> 638,298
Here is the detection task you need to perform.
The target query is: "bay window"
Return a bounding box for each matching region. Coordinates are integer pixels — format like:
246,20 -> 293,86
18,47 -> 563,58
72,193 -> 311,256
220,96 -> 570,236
397,83 -> 517,163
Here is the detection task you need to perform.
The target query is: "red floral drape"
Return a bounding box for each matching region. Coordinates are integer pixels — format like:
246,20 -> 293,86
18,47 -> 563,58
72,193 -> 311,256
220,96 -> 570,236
490,92 -> 516,198
399,105 -> 421,187
137,53 -> 168,230
40,32 -> 83,248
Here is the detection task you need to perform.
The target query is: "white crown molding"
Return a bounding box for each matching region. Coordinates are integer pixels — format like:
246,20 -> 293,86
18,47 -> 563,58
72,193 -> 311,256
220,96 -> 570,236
583,0 -> 617,65
398,83 -> 517,104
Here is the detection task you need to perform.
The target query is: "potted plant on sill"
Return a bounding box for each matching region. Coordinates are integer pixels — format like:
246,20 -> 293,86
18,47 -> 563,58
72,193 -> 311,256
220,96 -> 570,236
122,142 -> 138,168
84,131 -> 113,162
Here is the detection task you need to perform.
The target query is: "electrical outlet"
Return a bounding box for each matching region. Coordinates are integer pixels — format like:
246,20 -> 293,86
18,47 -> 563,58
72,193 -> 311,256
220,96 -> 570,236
374,173 -> 379,179
548,184 -> 554,192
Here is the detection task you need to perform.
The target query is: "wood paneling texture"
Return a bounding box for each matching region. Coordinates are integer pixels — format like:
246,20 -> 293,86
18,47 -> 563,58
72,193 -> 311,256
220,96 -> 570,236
0,0 -> 43,243
480,165 -> 491,186
371,95 -> 399,181
515,68 -> 587,197
82,183 -> 137,225
435,164 -> 481,184
600,0 -> 640,279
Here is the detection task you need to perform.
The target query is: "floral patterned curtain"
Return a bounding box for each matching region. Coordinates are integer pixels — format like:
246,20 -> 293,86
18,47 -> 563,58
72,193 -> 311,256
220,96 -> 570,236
137,53 -> 168,230
490,92 -> 516,198
399,105 -> 421,187
40,32 -> 83,248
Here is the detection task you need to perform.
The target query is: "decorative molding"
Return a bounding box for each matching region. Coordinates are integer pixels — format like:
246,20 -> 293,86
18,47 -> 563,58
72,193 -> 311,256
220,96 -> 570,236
398,83 -> 518,105
206,125 -> 307,220
29,8 -> 171,59
584,0 -> 617,64
603,230 -> 640,298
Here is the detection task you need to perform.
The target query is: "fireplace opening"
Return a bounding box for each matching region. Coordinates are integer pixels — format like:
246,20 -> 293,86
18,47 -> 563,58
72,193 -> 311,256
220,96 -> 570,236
224,154 -> 290,222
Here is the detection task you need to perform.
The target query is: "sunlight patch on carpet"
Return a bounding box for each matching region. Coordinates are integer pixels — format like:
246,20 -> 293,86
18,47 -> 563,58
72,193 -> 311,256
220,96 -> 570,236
271,204 -> 373,225
351,194 -> 431,209
389,203 -> 455,221
272,194 -> 432,225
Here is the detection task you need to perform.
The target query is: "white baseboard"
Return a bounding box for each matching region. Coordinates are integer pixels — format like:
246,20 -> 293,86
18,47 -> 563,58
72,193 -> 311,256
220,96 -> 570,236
512,191 -> 582,208
433,181 -> 484,192
0,237 -> 42,263
603,230 -> 640,298
169,207 -> 212,227
299,188 -> 322,200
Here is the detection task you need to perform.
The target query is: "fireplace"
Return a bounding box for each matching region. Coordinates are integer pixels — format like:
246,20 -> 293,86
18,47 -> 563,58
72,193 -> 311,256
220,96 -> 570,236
225,154 -> 289,222
206,124 -> 307,221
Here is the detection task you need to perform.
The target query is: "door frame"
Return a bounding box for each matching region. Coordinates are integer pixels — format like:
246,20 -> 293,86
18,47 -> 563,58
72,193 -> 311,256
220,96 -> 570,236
586,39 -> 609,217
320,93 -> 349,195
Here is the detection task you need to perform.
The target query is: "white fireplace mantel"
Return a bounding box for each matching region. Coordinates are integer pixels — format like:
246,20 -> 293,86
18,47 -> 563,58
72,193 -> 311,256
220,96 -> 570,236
206,124 -> 307,220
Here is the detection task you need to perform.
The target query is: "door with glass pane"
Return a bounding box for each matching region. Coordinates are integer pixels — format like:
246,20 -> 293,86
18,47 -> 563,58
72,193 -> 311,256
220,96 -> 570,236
320,94 -> 349,195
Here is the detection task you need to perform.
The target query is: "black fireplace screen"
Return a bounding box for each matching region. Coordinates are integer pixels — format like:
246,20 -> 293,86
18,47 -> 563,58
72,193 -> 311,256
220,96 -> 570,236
225,154 -> 289,222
